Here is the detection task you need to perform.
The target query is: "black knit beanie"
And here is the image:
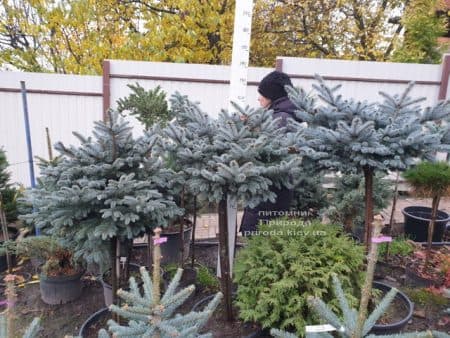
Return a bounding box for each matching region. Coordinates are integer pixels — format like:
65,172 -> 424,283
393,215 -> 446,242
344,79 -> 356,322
258,71 -> 293,101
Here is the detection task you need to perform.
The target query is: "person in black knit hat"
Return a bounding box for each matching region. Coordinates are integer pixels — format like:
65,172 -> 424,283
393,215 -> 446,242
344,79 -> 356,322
239,70 -> 298,236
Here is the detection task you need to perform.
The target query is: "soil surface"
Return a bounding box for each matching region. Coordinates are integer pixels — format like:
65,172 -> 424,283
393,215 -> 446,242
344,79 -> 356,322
4,241 -> 450,337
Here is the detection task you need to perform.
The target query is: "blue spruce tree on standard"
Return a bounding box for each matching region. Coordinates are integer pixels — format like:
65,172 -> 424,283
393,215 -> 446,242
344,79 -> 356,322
287,76 -> 450,244
20,111 -> 183,305
158,93 -> 320,319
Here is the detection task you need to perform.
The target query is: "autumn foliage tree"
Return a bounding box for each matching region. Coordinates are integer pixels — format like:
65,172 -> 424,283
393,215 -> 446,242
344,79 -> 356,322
0,0 -> 234,73
1,0 -> 447,73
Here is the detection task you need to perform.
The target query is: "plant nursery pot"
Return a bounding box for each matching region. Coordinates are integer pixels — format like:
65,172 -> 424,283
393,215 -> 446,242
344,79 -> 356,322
402,206 -> 449,242
369,281 -> 414,335
100,263 -> 141,307
40,270 -> 84,305
374,261 -> 405,280
160,226 -> 192,265
78,307 -> 109,338
404,265 -> 436,288
243,328 -> 272,338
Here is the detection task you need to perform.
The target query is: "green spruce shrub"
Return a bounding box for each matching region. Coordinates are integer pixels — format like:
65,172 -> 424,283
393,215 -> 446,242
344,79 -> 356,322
116,83 -> 173,130
290,172 -> 328,218
233,220 -> 365,336
0,148 -> 20,223
326,173 -> 391,234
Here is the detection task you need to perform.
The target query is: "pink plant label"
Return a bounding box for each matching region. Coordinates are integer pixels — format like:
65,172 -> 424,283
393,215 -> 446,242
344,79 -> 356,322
372,236 -> 392,243
153,237 -> 168,245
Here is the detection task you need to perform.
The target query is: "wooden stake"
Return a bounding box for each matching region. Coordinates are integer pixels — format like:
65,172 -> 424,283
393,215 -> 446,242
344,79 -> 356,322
353,215 -> 384,338
152,227 -> 162,304
4,274 -> 17,338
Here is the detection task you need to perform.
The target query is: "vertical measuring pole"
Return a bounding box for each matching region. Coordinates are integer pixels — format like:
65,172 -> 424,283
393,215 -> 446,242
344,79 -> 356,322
226,0 -> 254,273
217,0 -> 254,320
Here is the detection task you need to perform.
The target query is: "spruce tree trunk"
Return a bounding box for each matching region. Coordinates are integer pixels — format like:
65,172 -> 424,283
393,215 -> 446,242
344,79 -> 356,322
218,196 -> 234,321
111,238 -> 118,321
179,188 -> 185,267
191,197 -> 197,268
363,166 -> 375,248
425,195 -> 440,271
147,228 -> 153,271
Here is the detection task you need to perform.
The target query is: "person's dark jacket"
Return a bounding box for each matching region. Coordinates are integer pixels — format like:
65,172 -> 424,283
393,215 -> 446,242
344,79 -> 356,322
239,96 -> 298,235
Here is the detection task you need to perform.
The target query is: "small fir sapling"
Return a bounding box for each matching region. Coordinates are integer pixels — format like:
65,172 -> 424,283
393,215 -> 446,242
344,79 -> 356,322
403,161 -> 450,270
269,216 -> 450,338
286,77 -> 450,246
98,227 -> 223,338
20,111 -> 183,306
290,171 -> 328,218
116,83 -> 173,129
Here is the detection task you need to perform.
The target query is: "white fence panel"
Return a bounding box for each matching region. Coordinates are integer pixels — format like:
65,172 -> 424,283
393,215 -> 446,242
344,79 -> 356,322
280,57 -> 442,106
1,56 -> 449,186
0,72 -> 102,185
109,60 -> 273,135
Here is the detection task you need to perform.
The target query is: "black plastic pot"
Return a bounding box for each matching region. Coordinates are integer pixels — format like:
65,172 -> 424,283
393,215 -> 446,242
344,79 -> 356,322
78,307 -> 109,337
370,281 -> 414,335
100,263 -> 142,307
243,328 -> 272,338
402,206 -> 449,242
404,265 -> 435,288
40,270 -> 84,305
160,226 -> 192,265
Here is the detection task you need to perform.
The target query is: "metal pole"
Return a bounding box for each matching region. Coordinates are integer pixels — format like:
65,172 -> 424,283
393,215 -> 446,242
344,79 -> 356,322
20,81 -> 36,188
20,81 -> 39,235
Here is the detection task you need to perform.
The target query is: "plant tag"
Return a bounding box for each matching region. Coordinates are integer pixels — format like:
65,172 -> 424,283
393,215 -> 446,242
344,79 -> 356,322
153,237 -> 168,245
305,324 -> 337,333
372,236 -> 392,243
